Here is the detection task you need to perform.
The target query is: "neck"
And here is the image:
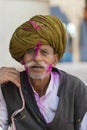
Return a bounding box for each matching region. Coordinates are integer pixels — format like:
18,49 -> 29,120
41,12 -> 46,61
28,74 -> 51,97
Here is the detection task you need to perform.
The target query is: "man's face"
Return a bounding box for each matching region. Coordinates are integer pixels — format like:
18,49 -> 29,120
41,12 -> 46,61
22,44 -> 58,79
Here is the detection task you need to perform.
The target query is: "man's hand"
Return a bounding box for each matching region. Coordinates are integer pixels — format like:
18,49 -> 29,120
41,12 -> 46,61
0,67 -> 20,87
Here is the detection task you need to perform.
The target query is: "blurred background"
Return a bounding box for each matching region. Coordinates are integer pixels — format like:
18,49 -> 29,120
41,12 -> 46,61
0,0 -> 87,84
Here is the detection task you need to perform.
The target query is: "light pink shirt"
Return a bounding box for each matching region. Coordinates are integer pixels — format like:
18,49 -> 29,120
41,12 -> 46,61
33,72 -> 59,123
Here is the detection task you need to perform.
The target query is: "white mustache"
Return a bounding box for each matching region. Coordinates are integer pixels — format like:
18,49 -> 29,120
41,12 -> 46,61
25,61 -> 48,68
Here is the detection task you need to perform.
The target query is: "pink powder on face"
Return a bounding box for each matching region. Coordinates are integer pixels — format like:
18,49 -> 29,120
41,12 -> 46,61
22,41 -> 42,74
46,64 -> 53,73
35,41 -> 42,56
29,20 -> 41,30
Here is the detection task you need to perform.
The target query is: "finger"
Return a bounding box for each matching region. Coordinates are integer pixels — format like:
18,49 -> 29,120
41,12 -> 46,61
7,73 -> 21,87
1,67 -> 19,75
2,72 -> 21,87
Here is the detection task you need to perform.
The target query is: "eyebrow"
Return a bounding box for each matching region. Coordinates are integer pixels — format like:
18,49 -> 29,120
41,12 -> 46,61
40,48 -> 53,52
27,48 -> 34,51
27,47 -> 54,53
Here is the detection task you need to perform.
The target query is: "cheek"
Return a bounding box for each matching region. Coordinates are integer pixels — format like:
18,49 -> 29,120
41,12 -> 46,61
23,54 -> 32,63
43,58 -> 53,65
46,64 -> 53,73
45,56 -> 54,64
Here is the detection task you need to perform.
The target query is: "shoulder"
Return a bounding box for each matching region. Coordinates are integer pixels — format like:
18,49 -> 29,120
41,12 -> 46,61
60,69 -> 86,85
53,67 -> 87,94
53,67 -> 86,86
59,69 -> 87,99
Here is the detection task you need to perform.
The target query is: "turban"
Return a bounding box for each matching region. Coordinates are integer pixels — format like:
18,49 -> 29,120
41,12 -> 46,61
9,15 -> 66,62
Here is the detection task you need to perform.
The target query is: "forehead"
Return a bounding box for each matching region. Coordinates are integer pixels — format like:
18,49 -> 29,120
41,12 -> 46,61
36,44 -> 53,51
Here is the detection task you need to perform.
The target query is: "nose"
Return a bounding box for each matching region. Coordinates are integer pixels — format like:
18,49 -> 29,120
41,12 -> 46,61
33,50 -> 42,62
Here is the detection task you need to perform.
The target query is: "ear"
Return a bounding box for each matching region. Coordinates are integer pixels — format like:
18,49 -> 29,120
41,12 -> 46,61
53,54 -> 58,66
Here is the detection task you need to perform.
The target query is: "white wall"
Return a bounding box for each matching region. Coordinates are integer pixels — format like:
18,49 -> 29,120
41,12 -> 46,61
0,0 -> 49,68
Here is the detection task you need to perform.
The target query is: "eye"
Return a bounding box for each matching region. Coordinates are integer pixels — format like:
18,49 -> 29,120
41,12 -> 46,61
40,49 -> 49,55
27,49 -> 35,55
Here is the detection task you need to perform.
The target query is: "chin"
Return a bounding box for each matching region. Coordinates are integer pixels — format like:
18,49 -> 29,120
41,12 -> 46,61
29,72 -> 50,79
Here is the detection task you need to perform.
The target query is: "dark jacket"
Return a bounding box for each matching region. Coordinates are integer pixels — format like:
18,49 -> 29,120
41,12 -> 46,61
1,68 -> 87,130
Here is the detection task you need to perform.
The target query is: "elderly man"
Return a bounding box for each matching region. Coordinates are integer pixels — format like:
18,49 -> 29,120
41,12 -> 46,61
0,15 -> 87,130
